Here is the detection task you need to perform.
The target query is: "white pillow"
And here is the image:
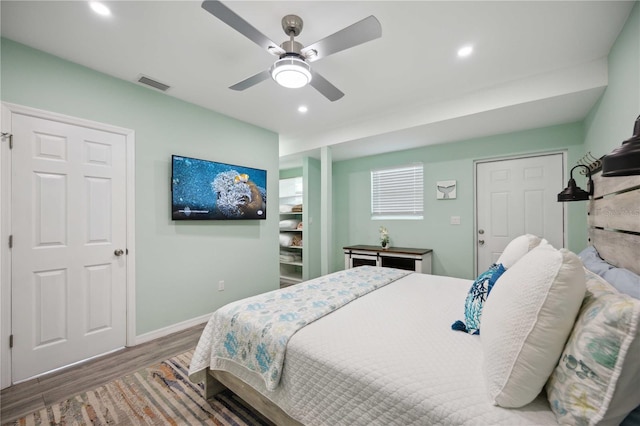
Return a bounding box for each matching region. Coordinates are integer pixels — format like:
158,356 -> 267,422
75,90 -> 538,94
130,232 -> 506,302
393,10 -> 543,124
496,234 -> 542,268
481,244 -> 586,407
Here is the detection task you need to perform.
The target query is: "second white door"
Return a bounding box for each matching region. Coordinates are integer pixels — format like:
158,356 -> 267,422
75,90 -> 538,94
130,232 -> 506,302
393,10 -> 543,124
476,153 -> 565,274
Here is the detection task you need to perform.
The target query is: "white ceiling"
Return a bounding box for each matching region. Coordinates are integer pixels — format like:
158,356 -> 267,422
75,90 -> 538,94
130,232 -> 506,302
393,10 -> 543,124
1,1 -> 634,168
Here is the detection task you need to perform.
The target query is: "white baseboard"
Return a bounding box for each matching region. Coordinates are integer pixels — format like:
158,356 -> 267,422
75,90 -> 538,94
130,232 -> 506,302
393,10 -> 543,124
135,313 -> 211,345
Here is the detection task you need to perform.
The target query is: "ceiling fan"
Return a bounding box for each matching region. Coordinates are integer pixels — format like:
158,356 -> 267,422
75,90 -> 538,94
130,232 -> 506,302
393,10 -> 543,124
201,1 -> 382,101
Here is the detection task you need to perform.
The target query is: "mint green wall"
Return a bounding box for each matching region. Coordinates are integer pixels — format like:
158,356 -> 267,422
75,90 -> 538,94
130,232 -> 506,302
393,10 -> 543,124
332,124 -> 586,279
331,3 -> 640,279
584,2 -> 639,157
1,38 -> 280,335
279,168 -> 302,179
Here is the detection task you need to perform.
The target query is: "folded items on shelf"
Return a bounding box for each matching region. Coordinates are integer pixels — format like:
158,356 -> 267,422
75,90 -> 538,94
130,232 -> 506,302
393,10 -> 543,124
279,233 -> 293,247
280,232 -> 303,247
279,251 -> 302,263
279,219 -> 301,230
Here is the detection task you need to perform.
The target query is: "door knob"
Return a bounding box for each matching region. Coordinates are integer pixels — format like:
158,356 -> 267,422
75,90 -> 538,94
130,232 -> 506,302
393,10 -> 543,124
478,240 -> 485,246
478,229 -> 485,234
114,249 -> 124,256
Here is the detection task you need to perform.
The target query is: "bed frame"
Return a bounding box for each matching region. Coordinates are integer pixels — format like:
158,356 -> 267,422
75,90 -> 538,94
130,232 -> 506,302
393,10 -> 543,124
203,169 -> 640,426
205,369 -> 302,425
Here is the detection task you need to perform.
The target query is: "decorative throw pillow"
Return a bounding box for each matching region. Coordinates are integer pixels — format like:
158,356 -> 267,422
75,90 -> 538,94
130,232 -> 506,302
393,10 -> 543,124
481,245 -> 586,408
546,270 -> 640,426
496,234 -> 542,269
452,263 -> 506,335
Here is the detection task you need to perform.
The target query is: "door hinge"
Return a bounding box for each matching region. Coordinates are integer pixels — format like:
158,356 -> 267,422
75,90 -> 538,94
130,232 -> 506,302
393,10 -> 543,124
9,335 -> 13,348
8,235 -> 12,249
1,132 -> 12,149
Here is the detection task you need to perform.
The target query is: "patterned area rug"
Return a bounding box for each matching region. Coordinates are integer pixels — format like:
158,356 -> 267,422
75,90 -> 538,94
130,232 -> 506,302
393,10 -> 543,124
4,350 -> 273,425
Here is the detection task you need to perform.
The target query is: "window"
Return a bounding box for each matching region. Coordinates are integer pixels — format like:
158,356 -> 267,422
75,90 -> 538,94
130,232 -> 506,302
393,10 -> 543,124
371,163 -> 424,219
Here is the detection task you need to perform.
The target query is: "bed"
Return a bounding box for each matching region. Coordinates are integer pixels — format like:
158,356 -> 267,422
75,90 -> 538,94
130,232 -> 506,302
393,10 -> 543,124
189,169 -> 640,426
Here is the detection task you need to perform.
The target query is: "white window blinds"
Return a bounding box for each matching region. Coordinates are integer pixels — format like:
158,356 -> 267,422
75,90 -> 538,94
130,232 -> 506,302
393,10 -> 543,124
371,163 -> 424,219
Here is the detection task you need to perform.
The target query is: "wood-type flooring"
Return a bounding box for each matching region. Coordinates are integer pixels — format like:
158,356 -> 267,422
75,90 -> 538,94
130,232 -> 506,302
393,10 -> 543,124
0,323 -> 206,423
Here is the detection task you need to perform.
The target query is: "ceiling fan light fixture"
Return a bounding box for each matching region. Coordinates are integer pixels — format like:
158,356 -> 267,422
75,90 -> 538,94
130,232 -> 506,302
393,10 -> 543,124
271,57 -> 312,89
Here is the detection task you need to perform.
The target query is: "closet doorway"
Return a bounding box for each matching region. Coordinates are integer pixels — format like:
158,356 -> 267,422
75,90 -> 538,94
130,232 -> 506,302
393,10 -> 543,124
1,103 -> 135,387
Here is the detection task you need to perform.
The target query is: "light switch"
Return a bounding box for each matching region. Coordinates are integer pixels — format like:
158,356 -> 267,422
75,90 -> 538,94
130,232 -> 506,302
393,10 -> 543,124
450,216 -> 461,225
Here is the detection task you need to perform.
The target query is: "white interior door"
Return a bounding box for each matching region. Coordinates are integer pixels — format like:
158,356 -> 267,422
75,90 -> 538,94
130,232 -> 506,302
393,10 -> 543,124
476,153 -> 565,274
10,112 -> 128,382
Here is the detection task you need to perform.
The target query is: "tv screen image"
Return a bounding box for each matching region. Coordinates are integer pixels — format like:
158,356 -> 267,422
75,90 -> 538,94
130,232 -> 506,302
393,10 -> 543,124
171,155 -> 267,220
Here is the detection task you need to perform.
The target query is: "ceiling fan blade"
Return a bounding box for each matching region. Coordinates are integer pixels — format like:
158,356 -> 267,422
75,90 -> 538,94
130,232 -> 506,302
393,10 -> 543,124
301,15 -> 381,62
309,71 -> 344,102
201,1 -> 285,56
229,70 -> 271,91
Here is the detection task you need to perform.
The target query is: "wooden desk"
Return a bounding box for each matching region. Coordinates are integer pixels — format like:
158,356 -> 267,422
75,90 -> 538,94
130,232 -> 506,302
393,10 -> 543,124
343,245 -> 432,274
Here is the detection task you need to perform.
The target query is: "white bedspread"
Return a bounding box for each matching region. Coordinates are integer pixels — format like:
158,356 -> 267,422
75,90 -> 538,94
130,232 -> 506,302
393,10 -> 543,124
193,272 -> 558,425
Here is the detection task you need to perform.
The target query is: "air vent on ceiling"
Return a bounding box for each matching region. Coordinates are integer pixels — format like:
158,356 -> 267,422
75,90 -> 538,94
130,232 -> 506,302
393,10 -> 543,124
136,74 -> 170,92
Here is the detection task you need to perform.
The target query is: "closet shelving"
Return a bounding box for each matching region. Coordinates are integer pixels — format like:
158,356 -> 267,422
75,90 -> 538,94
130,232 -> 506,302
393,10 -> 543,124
279,177 -> 303,287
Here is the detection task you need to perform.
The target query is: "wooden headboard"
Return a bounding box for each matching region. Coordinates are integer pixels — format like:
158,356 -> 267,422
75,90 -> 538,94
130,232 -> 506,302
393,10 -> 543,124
588,170 -> 640,276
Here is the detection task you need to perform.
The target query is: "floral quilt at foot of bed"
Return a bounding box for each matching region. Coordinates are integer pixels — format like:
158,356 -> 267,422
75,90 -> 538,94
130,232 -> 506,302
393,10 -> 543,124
189,266 -> 412,390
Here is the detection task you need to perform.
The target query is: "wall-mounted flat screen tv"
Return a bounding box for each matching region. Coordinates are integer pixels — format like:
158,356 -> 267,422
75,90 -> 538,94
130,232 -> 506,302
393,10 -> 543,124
171,155 -> 267,220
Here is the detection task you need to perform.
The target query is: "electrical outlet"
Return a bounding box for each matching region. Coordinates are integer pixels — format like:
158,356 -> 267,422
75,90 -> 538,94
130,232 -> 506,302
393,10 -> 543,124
450,216 -> 461,225
218,280 -> 225,291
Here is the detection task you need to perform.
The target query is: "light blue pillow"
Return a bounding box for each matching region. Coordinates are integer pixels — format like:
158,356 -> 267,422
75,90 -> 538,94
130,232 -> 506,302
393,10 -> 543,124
452,263 -> 506,335
578,246 -> 612,275
602,267 -> 640,299
578,246 -> 640,299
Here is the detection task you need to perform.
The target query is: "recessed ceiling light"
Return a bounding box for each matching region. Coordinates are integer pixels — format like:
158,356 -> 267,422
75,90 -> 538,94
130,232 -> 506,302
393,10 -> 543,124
298,105 -> 308,113
89,2 -> 111,17
457,45 -> 473,58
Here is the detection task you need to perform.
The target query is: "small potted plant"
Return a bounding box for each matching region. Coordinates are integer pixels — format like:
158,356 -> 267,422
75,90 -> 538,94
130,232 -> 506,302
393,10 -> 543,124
379,226 -> 390,249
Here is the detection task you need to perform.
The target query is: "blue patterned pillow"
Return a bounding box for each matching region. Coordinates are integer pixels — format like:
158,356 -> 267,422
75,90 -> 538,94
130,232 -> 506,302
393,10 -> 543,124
452,263 -> 506,335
